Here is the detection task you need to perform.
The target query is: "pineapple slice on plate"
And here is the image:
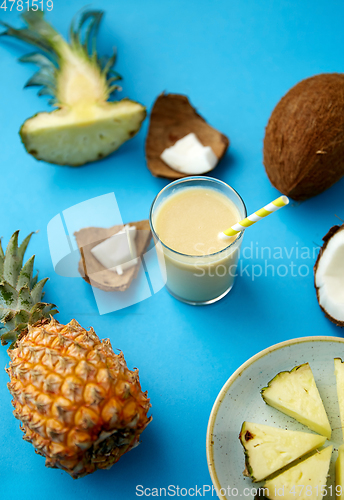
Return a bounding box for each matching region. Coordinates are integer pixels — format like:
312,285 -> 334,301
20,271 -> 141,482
336,444 -> 344,500
1,10 -> 146,166
240,422 -> 327,482
264,445 -> 333,500
0,231 -> 151,478
261,363 -> 331,439
335,358 -> 344,439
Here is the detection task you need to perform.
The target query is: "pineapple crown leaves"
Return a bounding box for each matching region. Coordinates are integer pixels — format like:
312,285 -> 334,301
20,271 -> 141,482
0,9 -> 122,104
0,231 -> 58,348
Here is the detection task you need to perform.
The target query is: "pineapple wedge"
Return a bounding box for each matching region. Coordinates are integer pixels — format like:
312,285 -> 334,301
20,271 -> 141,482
264,446 -> 333,500
335,358 -> 344,439
240,422 -> 327,482
262,363 -> 331,439
1,10 -> 146,166
20,101 -> 145,166
336,444 -> 344,500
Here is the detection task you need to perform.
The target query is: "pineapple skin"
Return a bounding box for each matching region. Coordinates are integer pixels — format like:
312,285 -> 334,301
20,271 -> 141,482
6,318 -> 151,479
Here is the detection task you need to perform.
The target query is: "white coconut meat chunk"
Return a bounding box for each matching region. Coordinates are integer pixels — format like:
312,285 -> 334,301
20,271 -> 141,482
160,132 -> 218,174
315,225 -> 344,323
91,225 -> 138,275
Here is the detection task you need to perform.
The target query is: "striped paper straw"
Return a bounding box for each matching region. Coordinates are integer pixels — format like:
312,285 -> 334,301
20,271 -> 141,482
220,195 -> 289,238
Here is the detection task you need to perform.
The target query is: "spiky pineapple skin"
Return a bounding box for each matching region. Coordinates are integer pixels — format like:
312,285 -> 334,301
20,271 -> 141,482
6,318 -> 151,479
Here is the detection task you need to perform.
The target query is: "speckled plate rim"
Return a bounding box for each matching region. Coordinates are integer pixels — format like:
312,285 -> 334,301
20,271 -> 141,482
206,335 -> 344,500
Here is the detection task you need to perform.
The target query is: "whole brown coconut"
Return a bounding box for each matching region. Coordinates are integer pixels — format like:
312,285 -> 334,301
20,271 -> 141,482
263,74 -> 344,200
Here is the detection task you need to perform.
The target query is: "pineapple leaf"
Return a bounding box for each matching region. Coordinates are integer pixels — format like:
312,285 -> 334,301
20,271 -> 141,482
3,231 -> 20,286
42,304 -> 58,317
31,272 -> 38,289
0,238 -> 4,260
0,24 -> 55,55
17,287 -> 34,311
18,232 -> 34,263
1,312 -> 16,332
107,75 -> 121,85
0,232 -> 57,347
0,309 -> 15,323
29,302 -> 56,323
22,10 -> 60,47
76,10 -> 103,56
3,231 -> 34,287
20,51 -> 57,68
14,310 -> 30,325
25,68 -> 56,90
17,255 -> 35,290
102,51 -> 118,76
38,86 -> 55,96
108,85 -> 122,94
0,282 -> 18,309
1,329 -> 18,346
0,239 -> 4,277
31,277 -> 49,303
1,323 -> 28,347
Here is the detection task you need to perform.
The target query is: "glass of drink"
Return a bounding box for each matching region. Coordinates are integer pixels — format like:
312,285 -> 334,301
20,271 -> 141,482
149,176 -> 247,305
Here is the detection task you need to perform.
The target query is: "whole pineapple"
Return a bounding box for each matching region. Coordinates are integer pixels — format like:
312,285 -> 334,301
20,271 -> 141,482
1,231 -> 151,478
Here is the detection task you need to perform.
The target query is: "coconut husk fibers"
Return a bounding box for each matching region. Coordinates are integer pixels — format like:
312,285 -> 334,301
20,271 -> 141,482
75,220 -> 152,292
146,93 -> 229,179
264,73 -> 344,201
314,223 -> 344,327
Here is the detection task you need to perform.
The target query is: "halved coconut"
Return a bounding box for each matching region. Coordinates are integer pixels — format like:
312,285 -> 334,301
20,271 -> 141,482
314,224 -> 344,326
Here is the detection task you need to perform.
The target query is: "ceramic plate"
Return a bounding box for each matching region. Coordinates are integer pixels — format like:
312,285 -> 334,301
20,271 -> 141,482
206,336 -> 344,500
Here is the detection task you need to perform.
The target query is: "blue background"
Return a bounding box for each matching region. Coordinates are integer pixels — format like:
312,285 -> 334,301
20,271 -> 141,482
1,0 -> 344,498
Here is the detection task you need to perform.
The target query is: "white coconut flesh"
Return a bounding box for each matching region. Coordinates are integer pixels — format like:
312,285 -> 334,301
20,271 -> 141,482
315,228 -> 344,322
160,132 -> 218,174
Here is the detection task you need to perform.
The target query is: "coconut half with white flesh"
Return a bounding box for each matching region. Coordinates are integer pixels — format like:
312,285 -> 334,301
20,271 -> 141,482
145,93 -> 229,179
314,224 -> 344,326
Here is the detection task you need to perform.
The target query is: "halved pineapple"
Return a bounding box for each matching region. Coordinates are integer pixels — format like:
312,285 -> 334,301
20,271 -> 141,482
1,10 -> 146,166
336,444 -> 344,500
21,101 -> 145,165
262,363 -> 331,439
335,358 -> 344,439
240,422 -> 327,482
264,446 -> 333,500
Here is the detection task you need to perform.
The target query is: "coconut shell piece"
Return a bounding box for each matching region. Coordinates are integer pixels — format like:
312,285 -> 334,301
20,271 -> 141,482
314,224 -> 344,327
75,220 -> 152,292
264,73 -> 344,201
145,93 -> 229,179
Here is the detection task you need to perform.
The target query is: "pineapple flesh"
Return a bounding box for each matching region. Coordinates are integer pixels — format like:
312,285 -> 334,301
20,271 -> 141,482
261,363 -> 331,439
240,422 -> 327,482
1,232 -> 151,478
264,445 -> 333,500
336,444 -> 344,500
1,11 -> 146,166
334,358 -> 344,439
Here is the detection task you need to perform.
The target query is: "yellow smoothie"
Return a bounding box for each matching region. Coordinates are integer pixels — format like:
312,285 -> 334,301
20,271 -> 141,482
151,182 -> 246,304
154,187 -> 240,255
